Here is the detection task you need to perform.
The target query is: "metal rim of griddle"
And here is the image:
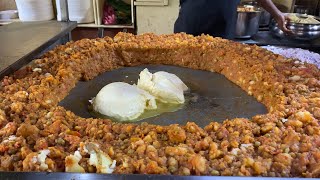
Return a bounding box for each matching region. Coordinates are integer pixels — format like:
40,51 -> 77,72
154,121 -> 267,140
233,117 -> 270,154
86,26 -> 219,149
0,172 -> 313,180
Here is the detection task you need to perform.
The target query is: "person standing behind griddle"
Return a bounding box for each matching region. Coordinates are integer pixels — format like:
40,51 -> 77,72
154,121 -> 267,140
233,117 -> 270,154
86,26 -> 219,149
174,0 -> 291,39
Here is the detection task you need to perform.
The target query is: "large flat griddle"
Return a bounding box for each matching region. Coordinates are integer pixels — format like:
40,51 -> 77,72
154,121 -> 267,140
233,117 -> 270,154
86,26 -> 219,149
59,65 -> 267,127
2,66 -> 302,179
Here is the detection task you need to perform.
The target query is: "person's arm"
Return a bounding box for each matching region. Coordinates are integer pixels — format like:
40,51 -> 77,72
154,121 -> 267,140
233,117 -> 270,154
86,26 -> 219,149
256,0 -> 291,34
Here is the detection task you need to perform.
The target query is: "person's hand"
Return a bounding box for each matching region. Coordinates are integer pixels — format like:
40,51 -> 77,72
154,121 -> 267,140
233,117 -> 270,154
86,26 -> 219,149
274,13 -> 292,34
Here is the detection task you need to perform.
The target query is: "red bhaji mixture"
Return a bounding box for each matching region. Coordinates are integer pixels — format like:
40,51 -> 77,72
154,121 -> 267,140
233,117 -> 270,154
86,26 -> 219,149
0,33 -> 319,177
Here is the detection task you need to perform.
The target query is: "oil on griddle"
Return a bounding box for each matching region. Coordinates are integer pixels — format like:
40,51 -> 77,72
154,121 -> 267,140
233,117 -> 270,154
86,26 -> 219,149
58,65 -> 267,128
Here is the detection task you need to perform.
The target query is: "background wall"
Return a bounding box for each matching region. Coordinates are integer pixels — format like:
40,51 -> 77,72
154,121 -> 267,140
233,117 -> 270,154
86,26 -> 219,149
136,0 -> 179,34
296,0 -> 319,6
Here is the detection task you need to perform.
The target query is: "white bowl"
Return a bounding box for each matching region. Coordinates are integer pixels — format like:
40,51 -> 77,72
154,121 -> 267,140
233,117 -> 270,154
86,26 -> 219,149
15,0 -> 54,21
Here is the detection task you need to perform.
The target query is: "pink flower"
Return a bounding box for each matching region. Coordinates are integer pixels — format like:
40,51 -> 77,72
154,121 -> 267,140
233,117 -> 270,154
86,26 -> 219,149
103,5 -> 116,25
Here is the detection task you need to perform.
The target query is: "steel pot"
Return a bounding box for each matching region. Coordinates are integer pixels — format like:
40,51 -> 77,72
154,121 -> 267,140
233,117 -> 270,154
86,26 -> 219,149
269,16 -> 320,40
240,1 -> 270,26
259,9 -> 271,26
235,9 -> 262,38
294,5 -> 316,15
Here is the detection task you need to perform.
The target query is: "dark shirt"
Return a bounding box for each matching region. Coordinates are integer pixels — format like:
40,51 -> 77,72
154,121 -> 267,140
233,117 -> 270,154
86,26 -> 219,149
174,0 -> 241,39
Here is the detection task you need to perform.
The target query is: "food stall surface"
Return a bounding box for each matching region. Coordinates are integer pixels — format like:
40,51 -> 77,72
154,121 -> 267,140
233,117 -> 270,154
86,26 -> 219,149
235,31 -> 320,49
0,21 -> 77,79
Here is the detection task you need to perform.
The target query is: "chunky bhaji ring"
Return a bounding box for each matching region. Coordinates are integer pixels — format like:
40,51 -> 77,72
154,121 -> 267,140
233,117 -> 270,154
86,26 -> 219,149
0,33 -> 319,177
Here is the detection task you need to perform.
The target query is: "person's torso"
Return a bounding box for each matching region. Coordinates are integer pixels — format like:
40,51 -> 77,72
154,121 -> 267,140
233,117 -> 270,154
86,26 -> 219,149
180,0 -> 240,6
177,0 -> 240,38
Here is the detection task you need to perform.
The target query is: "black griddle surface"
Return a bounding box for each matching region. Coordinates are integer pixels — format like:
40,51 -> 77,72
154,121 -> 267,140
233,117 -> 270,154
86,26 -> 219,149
59,65 -> 267,127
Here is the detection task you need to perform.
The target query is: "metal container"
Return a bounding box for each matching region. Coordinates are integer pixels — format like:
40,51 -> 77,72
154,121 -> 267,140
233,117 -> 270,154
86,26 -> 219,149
240,1 -> 270,26
259,9 -> 271,26
294,5 -> 316,15
235,8 -> 262,38
269,15 -> 320,40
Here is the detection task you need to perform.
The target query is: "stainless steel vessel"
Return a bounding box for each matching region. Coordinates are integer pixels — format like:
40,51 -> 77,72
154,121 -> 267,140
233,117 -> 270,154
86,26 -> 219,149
294,5 -> 316,15
259,8 -> 271,26
269,15 -> 320,40
235,9 -> 262,38
240,1 -> 271,26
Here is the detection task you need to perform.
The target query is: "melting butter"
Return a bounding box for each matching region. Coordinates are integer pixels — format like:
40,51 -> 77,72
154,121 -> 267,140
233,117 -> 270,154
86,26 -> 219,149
89,101 -> 184,123
88,92 -> 197,123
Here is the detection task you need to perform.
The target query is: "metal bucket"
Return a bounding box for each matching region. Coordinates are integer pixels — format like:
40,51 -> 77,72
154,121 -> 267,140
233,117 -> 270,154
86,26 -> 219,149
240,1 -> 270,27
259,9 -> 271,26
235,10 -> 262,38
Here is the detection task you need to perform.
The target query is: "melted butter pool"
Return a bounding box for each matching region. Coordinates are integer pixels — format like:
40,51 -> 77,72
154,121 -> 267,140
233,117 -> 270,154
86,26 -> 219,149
88,92 -> 196,123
